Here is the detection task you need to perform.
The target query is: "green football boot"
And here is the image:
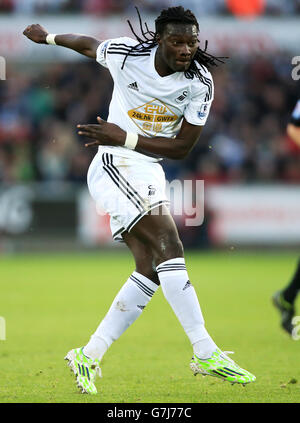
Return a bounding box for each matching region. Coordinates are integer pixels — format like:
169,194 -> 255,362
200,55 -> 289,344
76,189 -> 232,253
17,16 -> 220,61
272,290 -> 295,335
190,349 -> 256,385
64,347 -> 101,394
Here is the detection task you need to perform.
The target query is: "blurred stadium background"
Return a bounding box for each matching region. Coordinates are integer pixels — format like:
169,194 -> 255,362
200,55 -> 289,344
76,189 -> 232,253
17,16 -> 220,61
0,0 -> 300,253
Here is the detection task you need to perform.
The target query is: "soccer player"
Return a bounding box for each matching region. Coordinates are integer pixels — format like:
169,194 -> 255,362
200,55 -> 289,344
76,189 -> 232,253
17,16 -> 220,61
23,6 -> 255,394
272,99 -> 300,335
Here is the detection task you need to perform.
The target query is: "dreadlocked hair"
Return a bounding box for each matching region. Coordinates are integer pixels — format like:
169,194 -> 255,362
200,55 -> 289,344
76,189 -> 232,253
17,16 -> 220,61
122,6 -> 226,80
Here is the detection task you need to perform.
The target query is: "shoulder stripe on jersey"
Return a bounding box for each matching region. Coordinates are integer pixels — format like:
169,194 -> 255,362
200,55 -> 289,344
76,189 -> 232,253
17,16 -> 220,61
107,51 -> 151,57
109,43 -> 151,52
109,47 -> 151,54
202,80 -> 212,100
109,47 -> 152,54
200,75 -> 213,101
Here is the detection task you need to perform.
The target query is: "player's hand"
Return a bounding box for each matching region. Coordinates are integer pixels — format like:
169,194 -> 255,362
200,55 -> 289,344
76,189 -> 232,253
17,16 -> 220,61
23,24 -> 48,44
77,117 -> 126,147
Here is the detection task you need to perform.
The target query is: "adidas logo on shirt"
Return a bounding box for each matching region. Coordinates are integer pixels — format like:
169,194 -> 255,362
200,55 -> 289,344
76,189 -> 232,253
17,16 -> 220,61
128,81 -> 139,91
183,280 -> 192,291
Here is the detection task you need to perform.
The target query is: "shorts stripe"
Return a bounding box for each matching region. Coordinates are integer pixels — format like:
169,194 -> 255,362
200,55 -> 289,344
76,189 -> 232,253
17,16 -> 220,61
112,227 -> 125,239
111,198 -> 169,240
102,153 -> 145,212
105,153 -> 145,208
126,200 -> 170,232
108,154 -> 146,205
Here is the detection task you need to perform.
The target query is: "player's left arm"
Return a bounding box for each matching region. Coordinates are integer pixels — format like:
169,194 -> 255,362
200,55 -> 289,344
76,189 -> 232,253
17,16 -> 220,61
78,117 -> 204,160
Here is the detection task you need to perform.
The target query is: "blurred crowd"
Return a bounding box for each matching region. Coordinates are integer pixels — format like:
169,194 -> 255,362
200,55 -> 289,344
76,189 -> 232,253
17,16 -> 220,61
0,50 -> 299,186
182,54 -> 300,185
0,0 -> 300,16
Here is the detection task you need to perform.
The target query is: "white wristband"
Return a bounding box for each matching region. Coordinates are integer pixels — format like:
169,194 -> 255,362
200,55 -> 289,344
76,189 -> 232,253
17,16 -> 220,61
46,34 -> 57,45
124,132 -> 138,150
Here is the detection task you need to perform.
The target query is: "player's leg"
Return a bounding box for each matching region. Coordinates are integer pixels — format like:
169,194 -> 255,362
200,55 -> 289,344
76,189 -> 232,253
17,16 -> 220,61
82,232 -> 159,361
130,205 -> 216,356
272,258 -> 300,334
65,232 -> 159,393
122,231 -> 160,285
65,152 -> 169,393
129,205 -> 256,384
281,259 -> 300,303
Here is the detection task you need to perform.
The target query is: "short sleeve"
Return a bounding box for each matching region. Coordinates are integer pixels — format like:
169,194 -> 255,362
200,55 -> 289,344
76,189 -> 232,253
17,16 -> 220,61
290,100 -> 300,127
96,39 -> 111,68
184,70 -> 214,126
96,37 -> 138,69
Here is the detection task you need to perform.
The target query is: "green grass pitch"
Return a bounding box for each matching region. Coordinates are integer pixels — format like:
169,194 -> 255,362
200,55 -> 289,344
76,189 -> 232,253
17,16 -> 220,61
0,250 -> 299,403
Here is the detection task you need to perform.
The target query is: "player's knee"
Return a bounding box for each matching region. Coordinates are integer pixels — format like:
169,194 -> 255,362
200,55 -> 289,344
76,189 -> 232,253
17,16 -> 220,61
135,261 -> 160,285
153,230 -> 184,262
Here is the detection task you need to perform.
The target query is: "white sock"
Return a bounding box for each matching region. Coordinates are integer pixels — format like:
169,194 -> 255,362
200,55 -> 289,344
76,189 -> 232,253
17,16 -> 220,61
156,258 -> 217,359
83,271 -> 159,361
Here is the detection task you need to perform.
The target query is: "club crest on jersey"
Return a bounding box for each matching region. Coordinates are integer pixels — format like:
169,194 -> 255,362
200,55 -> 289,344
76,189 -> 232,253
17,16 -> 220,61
197,104 -> 208,119
175,90 -> 188,103
148,185 -> 156,196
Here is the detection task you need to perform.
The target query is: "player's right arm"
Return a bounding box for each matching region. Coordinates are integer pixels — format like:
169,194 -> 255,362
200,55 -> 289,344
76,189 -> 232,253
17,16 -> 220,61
23,24 -> 101,59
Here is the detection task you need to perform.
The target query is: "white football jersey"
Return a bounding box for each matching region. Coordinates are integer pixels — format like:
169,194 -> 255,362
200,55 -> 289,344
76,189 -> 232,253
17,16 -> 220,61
96,36 -> 214,162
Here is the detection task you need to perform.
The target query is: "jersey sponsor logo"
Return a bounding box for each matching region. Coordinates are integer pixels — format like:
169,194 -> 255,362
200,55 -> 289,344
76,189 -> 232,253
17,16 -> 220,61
197,103 -> 209,119
128,99 -> 178,135
175,90 -> 188,103
128,81 -> 139,91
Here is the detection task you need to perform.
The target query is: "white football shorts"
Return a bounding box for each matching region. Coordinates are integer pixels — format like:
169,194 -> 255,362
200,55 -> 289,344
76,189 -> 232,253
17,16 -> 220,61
87,150 -> 170,241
